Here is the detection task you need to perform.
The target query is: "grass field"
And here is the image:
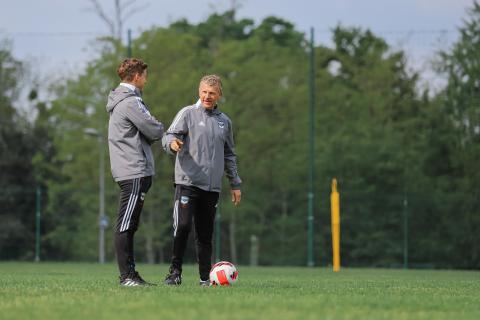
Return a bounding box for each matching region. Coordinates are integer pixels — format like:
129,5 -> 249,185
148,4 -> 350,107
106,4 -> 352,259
0,262 -> 479,320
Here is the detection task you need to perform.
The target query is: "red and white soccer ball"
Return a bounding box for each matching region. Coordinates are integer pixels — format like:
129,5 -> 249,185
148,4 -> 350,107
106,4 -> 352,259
209,261 -> 238,286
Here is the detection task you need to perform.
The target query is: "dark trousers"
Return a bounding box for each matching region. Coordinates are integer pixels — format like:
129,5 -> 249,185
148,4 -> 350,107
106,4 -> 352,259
114,176 -> 152,276
170,184 -> 219,281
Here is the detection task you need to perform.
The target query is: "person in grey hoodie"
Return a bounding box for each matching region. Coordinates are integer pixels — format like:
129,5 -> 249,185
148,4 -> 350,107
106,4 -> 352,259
106,58 -> 164,286
162,74 -> 242,286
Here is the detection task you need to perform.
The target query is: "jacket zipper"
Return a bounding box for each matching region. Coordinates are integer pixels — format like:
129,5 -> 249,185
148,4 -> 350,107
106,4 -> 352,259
208,112 -> 216,191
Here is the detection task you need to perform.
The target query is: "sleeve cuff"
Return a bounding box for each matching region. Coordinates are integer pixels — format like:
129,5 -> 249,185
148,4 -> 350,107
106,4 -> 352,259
230,183 -> 242,190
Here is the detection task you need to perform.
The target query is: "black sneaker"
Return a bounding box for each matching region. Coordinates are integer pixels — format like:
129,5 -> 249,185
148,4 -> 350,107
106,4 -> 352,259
199,279 -> 211,286
164,269 -> 182,285
120,271 -> 155,287
131,271 -> 156,286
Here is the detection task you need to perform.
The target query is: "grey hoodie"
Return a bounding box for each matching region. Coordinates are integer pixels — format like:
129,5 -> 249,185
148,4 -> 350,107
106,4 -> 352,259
162,100 -> 241,192
106,84 -> 164,182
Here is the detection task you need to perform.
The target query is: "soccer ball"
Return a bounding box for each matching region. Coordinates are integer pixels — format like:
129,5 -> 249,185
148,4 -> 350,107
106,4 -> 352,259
209,261 -> 238,286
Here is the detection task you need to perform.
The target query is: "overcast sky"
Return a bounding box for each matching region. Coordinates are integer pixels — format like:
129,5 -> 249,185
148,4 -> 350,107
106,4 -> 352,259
0,0 -> 475,90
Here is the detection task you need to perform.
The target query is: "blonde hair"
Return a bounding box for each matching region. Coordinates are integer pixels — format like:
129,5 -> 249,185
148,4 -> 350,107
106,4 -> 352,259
200,74 -> 223,95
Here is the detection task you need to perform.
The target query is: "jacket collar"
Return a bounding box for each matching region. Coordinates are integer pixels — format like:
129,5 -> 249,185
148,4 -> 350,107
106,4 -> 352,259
120,82 -> 141,96
196,99 -> 221,115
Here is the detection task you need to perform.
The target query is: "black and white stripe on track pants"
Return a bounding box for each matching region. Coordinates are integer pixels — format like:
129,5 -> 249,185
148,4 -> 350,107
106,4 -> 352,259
115,176 -> 152,233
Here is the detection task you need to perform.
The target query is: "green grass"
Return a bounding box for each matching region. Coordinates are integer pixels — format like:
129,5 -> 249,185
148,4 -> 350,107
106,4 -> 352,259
0,262 -> 479,320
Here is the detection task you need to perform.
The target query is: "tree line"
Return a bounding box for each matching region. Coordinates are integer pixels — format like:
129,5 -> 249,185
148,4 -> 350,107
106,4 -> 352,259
1,4 -> 480,268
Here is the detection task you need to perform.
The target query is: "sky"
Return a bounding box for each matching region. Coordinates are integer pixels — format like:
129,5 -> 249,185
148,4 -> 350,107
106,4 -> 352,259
0,0 -> 475,92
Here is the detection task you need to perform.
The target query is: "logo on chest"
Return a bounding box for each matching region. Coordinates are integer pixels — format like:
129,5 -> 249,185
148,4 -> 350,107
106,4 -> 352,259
217,121 -> 225,129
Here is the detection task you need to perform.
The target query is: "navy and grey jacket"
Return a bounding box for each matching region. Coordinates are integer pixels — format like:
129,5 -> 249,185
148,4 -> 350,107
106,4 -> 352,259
162,99 -> 242,192
106,83 -> 164,182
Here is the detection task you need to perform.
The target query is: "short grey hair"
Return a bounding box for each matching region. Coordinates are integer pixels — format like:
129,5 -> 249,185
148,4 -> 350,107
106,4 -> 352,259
200,74 -> 223,95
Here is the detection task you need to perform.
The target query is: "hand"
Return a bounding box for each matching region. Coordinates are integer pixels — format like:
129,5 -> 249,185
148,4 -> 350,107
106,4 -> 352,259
231,189 -> 241,206
170,138 -> 184,152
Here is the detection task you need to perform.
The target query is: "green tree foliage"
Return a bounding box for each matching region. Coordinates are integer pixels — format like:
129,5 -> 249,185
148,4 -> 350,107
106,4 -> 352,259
171,10 -> 254,49
312,26 -> 429,267
4,6 -> 478,268
36,38 -> 124,261
0,41 -> 51,260
0,40 -> 35,259
433,1 -> 480,268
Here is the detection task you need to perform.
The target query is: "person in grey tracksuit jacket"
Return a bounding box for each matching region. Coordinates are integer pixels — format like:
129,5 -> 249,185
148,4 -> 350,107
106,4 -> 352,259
162,75 -> 241,285
106,58 -> 164,286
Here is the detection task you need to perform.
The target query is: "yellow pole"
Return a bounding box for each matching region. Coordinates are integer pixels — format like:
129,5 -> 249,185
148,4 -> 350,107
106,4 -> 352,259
330,178 -> 340,272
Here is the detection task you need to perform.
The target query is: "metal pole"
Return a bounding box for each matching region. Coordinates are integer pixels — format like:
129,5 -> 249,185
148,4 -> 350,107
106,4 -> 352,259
250,235 -> 258,266
35,187 -> 41,262
127,29 -> 132,58
307,27 -> 316,267
403,194 -> 408,269
99,134 -> 106,264
331,179 -> 340,271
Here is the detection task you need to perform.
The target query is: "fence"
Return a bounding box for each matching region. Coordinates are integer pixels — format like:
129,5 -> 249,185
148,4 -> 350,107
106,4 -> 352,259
1,183 -> 477,269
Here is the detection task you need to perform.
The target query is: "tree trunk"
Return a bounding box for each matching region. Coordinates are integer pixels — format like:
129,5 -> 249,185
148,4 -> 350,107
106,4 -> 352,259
229,210 -> 237,264
281,190 -> 288,264
145,211 -> 154,264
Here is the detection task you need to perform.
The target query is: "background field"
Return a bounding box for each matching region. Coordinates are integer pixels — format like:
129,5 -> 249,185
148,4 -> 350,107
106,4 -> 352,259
0,263 -> 478,320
